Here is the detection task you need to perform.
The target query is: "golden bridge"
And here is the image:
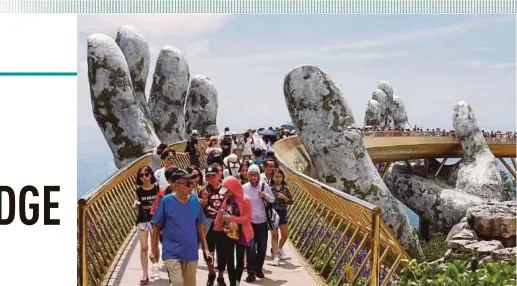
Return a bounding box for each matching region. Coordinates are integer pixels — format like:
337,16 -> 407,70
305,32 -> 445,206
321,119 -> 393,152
77,132 -> 516,286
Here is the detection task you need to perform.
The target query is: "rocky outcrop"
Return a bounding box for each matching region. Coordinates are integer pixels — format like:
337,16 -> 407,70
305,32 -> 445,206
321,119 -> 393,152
283,65 -> 423,259
148,46 -> 190,143
467,201 -> 516,245
115,25 -> 151,122
87,33 -> 160,168
453,101 -> 504,200
184,75 -> 219,136
363,82 -> 410,130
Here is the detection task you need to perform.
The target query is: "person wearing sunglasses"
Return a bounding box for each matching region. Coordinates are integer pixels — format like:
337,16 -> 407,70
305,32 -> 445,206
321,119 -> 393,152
151,169 -> 212,286
133,165 -> 159,285
154,149 -> 177,189
186,165 -> 204,196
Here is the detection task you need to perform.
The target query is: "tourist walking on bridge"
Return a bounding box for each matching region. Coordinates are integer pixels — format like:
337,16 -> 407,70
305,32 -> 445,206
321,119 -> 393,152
185,130 -> 201,167
186,165 -> 204,196
154,149 -> 177,189
132,165 -> 159,284
243,164 -> 275,282
150,143 -> 167,171
215,176 -> 254,286
223,153 -> 240,179
199,164 -> 228,286
270,168 -> 293,265
240,132 -> 254,161
151,169 -> 212,286
206,136 -> 223,166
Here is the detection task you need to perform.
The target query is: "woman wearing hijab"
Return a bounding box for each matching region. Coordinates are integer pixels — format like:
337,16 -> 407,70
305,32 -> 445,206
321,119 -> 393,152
214,177 -> 254,286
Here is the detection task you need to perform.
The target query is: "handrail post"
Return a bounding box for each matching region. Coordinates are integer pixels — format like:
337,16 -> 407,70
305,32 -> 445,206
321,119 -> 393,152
370,207 -> 381,286
78,199 -> 88,286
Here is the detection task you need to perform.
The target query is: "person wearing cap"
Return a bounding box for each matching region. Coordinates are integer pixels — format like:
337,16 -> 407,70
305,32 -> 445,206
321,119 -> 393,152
185,130 -> 201,167
242,164 -> 275,282
214,176 -> 254,286
222,153 -> 240,179
151,169 -> 211,286
199,164 -> 227,286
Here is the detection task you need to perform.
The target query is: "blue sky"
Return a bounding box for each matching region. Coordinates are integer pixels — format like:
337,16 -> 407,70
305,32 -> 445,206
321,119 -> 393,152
77,14 -> 516,195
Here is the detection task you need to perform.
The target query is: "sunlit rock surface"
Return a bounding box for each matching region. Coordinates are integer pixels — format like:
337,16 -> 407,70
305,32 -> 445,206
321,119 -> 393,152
392,95 -> 411,129
87,33 -> 159,168
377,81 -> 395,129
115,25 -> 151,122
386,163 -> 484,232
453,101 -> 504,200
364,99 -> 381,127
386,101 -> 507,234
364,83 -> 410,130
148,46 -> 190,143
467,201 -> 516,243
283,65 -> 423,259
184,75 -> 219,136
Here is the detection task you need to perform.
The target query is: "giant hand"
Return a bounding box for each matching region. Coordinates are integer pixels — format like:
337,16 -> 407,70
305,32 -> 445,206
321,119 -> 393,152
87,26 -> 219,168
283,65 -> 423,259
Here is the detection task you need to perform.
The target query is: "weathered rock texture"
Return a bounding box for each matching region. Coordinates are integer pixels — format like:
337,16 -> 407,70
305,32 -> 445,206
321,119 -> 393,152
453,101 -> 504,200
392,95 -> 411,130
467,201 -> 516,245
283,65 -> 423,259
363,82 -> 410,129
115,25 -> 151,122
184,75 -> 219,136
87,33 -> 160,168
148,46 -> 190,143
386,101 -> 507,235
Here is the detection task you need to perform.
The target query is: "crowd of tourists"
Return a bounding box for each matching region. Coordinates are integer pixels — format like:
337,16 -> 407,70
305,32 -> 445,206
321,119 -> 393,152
132,127 -> 294,286
363,126 -> 516,140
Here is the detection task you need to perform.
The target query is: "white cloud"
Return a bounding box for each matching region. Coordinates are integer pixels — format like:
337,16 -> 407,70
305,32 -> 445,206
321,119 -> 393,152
207,16 -> 514,66
77,14 -> 233,39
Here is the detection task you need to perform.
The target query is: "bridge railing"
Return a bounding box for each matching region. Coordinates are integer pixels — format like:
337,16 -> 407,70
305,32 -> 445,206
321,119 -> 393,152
273,136 -> 410,285
77,141 -> 193,286
362,130 -> 516,143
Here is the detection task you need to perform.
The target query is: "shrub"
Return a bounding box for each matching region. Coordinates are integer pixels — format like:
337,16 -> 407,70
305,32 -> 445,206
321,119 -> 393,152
393,254 -> 517,286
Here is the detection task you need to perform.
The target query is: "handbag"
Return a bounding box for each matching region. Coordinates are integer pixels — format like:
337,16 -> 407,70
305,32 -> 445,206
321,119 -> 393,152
261,183 -> 279,229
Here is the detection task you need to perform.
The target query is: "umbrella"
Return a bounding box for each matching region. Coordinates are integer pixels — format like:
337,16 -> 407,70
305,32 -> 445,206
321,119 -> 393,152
259,129 -> 277,136
281,122 -> 295,131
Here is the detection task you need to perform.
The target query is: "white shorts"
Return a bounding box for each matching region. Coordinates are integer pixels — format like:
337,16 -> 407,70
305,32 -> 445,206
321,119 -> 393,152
137,222 -> 152,232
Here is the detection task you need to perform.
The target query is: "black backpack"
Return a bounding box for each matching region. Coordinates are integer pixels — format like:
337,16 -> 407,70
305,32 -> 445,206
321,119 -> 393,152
185,138 -> 196,155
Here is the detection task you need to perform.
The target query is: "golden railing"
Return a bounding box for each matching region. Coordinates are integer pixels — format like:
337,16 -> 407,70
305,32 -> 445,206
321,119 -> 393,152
77,141 -> 193,286
274,136 -> 410,285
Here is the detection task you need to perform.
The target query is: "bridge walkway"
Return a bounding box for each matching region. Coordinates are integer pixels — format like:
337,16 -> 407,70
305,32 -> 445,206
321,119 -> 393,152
109,231 -> 320,286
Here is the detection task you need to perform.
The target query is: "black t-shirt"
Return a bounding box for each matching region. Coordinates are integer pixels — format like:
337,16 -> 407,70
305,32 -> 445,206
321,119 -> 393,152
186,138 -> 199,155
200,184 -> 224,219
135,185 -> 159,223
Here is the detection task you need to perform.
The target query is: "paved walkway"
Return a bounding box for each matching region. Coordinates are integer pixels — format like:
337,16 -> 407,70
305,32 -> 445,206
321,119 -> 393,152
110,231 -> 320,286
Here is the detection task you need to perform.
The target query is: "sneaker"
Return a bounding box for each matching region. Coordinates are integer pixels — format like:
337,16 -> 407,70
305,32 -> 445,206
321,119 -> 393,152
256,270 -> 265,279
272,256 -> 280,266
150,263 -> 159,279
278,248 -> 287,260
206,273 -> 216,286
245,273 -> 256,283
217,277 -> 227,286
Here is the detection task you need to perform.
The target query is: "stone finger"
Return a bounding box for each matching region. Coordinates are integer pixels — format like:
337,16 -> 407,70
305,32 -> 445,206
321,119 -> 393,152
184,75 -> 219,136
87,33 -> 160,168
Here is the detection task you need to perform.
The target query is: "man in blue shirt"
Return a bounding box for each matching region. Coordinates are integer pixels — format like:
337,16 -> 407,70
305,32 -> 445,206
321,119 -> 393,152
151,169 -> 211,286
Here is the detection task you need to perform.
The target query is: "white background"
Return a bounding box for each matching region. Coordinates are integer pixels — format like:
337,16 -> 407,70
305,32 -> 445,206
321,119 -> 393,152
0,14 -> 77,284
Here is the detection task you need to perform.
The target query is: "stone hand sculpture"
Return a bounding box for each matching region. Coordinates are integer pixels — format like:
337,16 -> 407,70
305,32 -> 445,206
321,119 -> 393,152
283,65 -> 423,259
364,81 -> 410,130
386,101 -> 505,234
87,26 -> 219,168
184,75 -> 220,136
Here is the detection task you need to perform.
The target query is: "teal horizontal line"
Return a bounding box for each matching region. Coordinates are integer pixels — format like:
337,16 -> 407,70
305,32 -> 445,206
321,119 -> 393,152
0,72 -> 77,76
